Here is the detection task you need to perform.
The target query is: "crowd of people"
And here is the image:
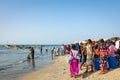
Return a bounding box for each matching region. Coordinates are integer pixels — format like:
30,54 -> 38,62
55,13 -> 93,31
27,45 -> 65,60
67,38 -> 120,78
51,46 -> 65,60
26,38 -> 120,78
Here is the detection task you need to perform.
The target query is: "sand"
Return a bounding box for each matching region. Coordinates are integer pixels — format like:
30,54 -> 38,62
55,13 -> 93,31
19,55 -> 120,80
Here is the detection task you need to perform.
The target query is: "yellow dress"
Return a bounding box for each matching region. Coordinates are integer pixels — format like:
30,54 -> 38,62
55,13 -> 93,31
86,44 -> 93,66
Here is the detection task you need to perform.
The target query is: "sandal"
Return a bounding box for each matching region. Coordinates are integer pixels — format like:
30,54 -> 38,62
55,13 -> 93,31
99,71 -> 105,74
84,71 -> 88,73
91,70 -> 94,72
70,74 -> 73,77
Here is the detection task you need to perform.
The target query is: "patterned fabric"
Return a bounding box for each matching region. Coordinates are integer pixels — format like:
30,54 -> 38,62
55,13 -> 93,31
86,44 -> 93,66
98,43 -> 108,71
100,54 -> 108,67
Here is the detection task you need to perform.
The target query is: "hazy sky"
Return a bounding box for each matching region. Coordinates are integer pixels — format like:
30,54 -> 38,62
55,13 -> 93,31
0,0 -> 120,44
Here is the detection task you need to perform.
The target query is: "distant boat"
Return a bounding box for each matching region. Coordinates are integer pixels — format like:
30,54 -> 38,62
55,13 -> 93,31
5,45 -> 18,49
5,45 -> 11,49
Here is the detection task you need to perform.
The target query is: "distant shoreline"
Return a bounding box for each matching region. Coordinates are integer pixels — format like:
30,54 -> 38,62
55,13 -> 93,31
0,44 -> 62,50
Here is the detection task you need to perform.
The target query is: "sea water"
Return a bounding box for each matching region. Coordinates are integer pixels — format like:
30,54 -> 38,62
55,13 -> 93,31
0,45 -> 61,80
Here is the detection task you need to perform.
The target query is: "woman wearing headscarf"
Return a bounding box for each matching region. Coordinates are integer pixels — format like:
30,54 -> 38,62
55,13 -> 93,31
69,44 -> 80,78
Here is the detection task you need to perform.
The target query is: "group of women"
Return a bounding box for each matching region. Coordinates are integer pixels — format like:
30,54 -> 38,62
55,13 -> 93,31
68,38 -> 119,78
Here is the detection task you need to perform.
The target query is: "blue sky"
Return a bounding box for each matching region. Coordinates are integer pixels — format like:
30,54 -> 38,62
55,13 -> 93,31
0,0 -> 120,44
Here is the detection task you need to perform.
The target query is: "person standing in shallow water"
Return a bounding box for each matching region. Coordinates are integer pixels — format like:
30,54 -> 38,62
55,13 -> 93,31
46,49 -> 48,54
27,47 -> 35,59
61,44 -> 64,55
39,47 -> 42,55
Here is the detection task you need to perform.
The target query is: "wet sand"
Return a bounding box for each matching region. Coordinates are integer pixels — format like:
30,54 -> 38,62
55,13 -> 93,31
19,55 -> 120,80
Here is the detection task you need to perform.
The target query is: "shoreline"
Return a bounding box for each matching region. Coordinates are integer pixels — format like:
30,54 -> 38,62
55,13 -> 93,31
19,55 -> 120,80
19,55 -> 70,80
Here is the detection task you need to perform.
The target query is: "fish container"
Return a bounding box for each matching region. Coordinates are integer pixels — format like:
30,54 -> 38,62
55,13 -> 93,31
108,57 -> 118,69
93,58 -> 100,70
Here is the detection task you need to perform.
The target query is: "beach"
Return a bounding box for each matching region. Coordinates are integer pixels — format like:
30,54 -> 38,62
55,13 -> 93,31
20,55 -> 120,80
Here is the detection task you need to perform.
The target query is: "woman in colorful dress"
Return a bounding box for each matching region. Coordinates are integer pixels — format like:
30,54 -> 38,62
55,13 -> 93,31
70,44 -> 80,78
85,39 -> 94,72
98,39 -> 109,74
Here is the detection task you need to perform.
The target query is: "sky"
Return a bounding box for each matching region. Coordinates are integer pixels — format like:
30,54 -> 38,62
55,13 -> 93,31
0,0 -> 120,44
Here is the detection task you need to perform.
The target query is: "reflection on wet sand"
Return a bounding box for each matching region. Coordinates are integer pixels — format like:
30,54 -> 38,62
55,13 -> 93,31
27,59 -> 36,70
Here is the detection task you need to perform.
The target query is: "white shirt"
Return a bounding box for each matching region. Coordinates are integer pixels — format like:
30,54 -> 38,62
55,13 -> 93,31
115,40 -> 120,49
70,50 -> 80,59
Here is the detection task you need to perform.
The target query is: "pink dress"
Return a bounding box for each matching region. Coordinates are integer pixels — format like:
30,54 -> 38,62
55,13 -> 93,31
70,50 -> 79,77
